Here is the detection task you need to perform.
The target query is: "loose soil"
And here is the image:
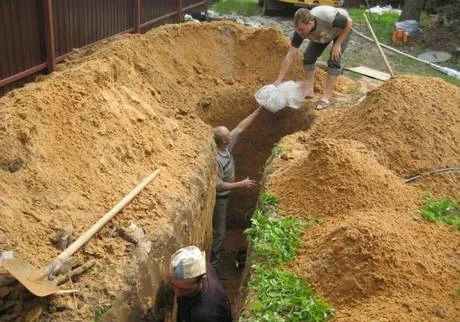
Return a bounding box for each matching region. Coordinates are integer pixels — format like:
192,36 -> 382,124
0,18 -> 459,322
265,75 -> 460,321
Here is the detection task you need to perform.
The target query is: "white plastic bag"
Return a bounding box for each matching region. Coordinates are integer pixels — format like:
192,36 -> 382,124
255,81 -> 304,113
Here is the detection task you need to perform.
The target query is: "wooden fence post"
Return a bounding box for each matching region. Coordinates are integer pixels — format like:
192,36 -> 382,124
134,0 -> 141,33
43,0 -> 56,73
177,0 -> 183,23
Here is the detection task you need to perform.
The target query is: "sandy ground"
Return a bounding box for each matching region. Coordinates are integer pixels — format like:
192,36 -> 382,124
0,17 -> 459,322
264,75 -> 460,321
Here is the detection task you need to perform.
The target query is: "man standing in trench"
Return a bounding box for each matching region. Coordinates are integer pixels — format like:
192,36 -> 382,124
273,6 -> 353,110
211,105 -> 262,274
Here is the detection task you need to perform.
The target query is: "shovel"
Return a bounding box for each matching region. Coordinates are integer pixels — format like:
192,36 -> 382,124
1,169 -> 160,297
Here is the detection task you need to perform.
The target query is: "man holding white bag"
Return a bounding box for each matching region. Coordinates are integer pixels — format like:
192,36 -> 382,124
273,6 -> 353,110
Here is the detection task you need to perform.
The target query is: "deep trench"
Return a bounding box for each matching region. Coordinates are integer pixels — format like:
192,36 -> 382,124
196,89 -> 316,315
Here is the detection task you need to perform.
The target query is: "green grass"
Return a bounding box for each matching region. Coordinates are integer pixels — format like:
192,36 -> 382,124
271,144 -> 293,156
247,265 -> 332,322
348,9 -> 401,44
93,303 -> 112,322
210,0 -> 259,16
347,87 -> 361,95
245,208 -> 303,264
388,53 -> 460,86
419,196 -> 460,230
243,192 -> 331,321
347,8 -> 460,86
260,191 -> 279,206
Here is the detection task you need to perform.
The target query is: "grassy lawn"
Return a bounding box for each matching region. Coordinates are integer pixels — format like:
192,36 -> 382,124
209,0 -> 259,16
343,8 -> 460,85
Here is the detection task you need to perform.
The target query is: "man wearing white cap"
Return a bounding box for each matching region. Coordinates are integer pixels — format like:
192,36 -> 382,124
169,246 -> 232,322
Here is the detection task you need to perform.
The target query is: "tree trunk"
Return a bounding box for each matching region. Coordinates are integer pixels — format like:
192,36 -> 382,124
399,0 -> 425,21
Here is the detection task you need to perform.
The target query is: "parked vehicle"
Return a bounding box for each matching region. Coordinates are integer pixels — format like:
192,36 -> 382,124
258,0 -> 344,15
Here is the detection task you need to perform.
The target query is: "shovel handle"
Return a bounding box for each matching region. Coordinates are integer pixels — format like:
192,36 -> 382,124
363,13 -> 395,78
56,169 -> 160,261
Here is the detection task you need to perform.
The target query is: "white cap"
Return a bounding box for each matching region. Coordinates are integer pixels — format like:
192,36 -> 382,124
170,246 -> 206,279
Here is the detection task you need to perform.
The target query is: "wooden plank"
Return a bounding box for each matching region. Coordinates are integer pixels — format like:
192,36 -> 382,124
345,65 -> 391,81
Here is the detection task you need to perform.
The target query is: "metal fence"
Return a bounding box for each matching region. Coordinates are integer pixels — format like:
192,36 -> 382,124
0,0 -> 208,96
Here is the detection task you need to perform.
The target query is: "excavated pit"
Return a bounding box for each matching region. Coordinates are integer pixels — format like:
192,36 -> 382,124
3,19 -> 455,322
196,88 -> 316,306
0,21 -> 339,321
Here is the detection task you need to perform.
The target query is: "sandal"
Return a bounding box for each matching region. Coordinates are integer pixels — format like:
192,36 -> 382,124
315,99 -> 330,110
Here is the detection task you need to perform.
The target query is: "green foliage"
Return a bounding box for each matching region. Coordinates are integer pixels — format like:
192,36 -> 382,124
245,209 -> 303,264
425,0 -> 460,20
260,191 -> 279,206
419,196 -> 460,230
304,215 -> 323,227
243,193 -> 330,321
271,145 -> 283,155
93,303 -> 112,322
347,87 -> 361,95
210,0 -> 259,16
271,144 -> 292,156
248,265 -> 332,322
366,12 -> 401,44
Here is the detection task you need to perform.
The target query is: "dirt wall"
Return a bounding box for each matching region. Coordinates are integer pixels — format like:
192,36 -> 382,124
0,21 -> 315,321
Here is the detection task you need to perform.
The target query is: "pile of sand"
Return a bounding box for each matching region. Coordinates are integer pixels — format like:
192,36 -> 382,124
314,76 -> 460,177
267,138 -> 421,217
265,75 -> 460,321
289,210 -> 459,321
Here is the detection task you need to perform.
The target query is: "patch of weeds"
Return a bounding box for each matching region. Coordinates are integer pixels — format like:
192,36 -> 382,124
419,196 -> 460,230
347,87 -> 361,95
454,286 -> 460,300
260,191 -> 279,206
344,70 -> 363,81
272,145 -> 283,155
248,265 -> 333,322
343,51 -> 366,67
347,7 -> 365,24
93,303 -> 112,322
304,215 -> 323,228
271,144 -> 293,156
210,0 -> 259,16
243,191 -> 330,321
245,209 -> 303,264
390,54 -> 460,86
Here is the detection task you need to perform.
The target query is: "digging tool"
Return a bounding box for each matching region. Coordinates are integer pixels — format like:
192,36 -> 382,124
363,13 -> 395,78
1,169 -> 160,297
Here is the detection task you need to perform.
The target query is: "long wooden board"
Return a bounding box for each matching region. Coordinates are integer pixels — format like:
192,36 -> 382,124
345,65 -> 391,81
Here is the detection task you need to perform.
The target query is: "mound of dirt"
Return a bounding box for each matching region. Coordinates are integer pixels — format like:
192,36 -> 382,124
313,75 -> 460,177
267,138 -> 421,217
289,210 -> 459,321
264,75 -> 460,320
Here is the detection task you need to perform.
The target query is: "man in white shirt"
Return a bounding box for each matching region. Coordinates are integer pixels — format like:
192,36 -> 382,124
274,6 -> 353,110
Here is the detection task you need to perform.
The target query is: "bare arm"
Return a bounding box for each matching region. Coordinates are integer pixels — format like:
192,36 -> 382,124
217,177 -> 256,192
331,18 -> 353,61
274,46 -> 298,85
233,106 -> 262,135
